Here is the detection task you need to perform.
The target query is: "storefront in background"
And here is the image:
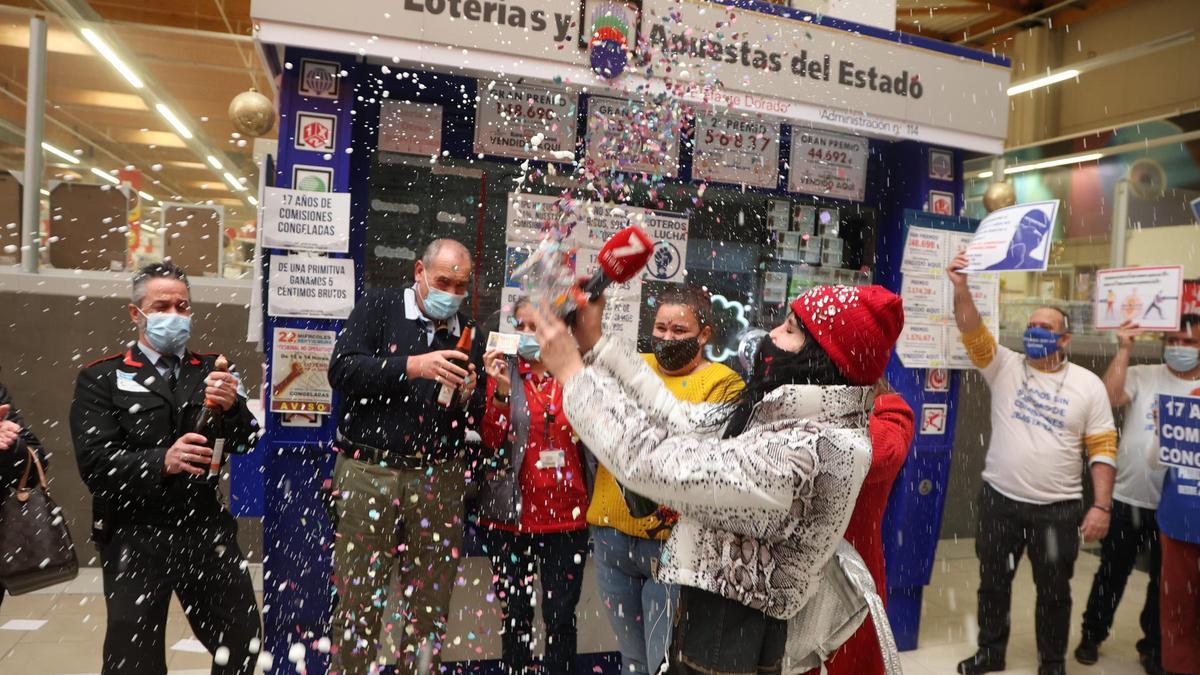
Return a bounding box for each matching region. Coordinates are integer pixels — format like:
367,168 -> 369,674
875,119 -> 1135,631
247,0 -> 1010,670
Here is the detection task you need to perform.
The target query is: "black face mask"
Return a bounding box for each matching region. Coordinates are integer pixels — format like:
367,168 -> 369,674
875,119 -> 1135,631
752,335 -> 848,391
652,336 -> 702,372
722,326 -> 848,439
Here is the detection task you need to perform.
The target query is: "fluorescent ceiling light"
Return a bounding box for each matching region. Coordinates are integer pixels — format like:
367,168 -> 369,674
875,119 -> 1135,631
90,167 -> 120,185
1007,69 -> 1079,96
80,28 -> 144,89
206,155 -> 223,170
155,103 -> 193,140
40,189 -> 50,197
247,195 -> 259,207
222,172 -> 245,191
138,190 -> 157,203
1008,153 -> 1104,174
42,142 -> 80,164
975,153 -> 1104,179
1005,31 -> 1193,98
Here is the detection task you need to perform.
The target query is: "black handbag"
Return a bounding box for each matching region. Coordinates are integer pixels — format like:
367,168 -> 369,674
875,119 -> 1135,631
0,447 -> 79,594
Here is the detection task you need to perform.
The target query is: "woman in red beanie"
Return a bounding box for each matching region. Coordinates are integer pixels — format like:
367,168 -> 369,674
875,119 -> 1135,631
818,379 -> 915,675
536,284 -> 905,675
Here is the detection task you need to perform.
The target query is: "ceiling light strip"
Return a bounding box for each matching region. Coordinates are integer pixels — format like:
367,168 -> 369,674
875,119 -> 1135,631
155,104 -> 194,140
80,28 -> 144,89
41,142 -> 80,164
90,167 -> 120,185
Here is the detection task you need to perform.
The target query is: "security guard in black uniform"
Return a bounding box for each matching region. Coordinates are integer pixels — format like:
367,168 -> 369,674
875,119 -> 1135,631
70,262 -> 262,675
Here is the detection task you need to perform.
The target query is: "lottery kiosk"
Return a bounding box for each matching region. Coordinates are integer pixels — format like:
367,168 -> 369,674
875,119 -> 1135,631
246,0 -> 1012,670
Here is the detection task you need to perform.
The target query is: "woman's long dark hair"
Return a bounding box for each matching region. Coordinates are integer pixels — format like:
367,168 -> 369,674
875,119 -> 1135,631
715,322 -> 848,438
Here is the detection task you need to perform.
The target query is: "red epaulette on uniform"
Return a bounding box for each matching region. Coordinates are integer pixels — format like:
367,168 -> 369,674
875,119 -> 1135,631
84,353 -> 124,368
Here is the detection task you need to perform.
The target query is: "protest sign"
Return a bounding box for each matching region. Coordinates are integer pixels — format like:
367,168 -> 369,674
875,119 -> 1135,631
261,187 -> 350,253
1095,266 -> 1184,331
962,200 -> 1060,272
1158,394 -> 1200,470
267,254 -> 355,319
270,328 -> 335,414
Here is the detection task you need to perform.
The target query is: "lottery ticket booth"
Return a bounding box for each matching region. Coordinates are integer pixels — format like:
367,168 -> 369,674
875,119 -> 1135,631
246,0 -> 1012,670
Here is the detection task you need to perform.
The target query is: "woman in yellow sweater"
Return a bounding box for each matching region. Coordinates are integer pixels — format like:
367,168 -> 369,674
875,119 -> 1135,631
588,286 -> 743,675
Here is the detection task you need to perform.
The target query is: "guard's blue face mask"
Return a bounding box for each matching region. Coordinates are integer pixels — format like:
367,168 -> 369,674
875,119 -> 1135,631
138,309 -> 191,353
517,333 -> 541,362
421,271 -> 466,320
1023,326 -> 1063,359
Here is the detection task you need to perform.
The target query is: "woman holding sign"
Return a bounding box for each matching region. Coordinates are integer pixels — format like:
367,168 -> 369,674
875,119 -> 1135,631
1142,314 -> 1200,675
1074,316 -> 1200,673
476,297 -> 590,675
537,283 -> 904,674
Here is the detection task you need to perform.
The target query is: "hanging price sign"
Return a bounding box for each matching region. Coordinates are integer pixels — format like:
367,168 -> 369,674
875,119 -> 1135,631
788,128 -> 868,201
692,112 -> 780,188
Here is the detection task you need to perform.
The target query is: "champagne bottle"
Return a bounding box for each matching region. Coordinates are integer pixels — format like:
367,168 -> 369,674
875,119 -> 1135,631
193,355 -> 229,479
436,324 -> 474,408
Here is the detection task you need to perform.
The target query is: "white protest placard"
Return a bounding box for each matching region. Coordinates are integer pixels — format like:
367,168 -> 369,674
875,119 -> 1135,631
506,193 -> 689,284
577,244 -> 643,343
639,210 -> 688,283
586,96 -> 679,177
261,187 -> 350,253
270,328 -> 336,414
267,254 -> 355,319
962,200 -> 1060,272
378,100 -> 443,156
1094,266 -> 1185,331
475,82 -> 577,161
787,128 -> 868,201
692,112 -> 780,188
1157,394 -> 1200,470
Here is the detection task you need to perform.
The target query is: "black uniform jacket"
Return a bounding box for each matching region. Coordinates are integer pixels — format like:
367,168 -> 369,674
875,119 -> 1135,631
70,348 -> 259,531
0,382 -> 49,492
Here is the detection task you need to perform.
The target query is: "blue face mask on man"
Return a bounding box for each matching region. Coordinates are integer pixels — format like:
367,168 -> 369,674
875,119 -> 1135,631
139,309 -> 191,353
1164,345 -> 1199,373
421,271 -> 466,320
1023,326 -> 1063,359
517,333 -> 541,362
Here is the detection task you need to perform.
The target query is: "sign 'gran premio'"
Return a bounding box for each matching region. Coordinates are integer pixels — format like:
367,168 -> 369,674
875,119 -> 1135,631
255,0 -> 1010,152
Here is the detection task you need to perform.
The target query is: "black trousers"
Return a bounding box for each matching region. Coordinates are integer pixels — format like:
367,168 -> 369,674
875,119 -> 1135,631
666,585 -> 787,675
1080,499 -> 1161,657
482,526 -> 589,675
975,483 -> 1084,668
98,519 -> 261,675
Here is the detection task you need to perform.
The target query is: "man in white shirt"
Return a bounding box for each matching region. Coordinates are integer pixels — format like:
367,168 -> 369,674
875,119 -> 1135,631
1075,316 -> 1200,675
947,253 -> 1117,675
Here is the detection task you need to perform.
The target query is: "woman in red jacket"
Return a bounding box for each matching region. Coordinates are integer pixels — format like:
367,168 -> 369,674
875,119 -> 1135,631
822,380 -> 915,675
476,297 -> 591,674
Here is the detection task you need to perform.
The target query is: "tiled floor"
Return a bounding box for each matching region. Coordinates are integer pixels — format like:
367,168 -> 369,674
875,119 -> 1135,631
899,539 -> 1154,675
0,539 -> 1157,674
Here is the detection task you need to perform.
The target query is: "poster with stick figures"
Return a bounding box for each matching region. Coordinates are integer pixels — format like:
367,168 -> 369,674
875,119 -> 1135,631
1095,266 -> 1185,331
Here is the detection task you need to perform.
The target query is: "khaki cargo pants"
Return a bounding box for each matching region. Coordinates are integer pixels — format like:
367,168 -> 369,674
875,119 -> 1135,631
328,454 -> 466,675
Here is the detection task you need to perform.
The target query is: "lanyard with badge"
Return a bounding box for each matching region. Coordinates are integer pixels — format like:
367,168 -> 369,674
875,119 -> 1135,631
528,375 -> 566,471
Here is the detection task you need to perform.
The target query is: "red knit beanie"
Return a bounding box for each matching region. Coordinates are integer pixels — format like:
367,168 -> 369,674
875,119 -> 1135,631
790,285 -> 905,385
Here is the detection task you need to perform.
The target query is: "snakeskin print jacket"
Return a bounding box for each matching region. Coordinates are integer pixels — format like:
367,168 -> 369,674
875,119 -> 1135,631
563,335 -> 873,620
